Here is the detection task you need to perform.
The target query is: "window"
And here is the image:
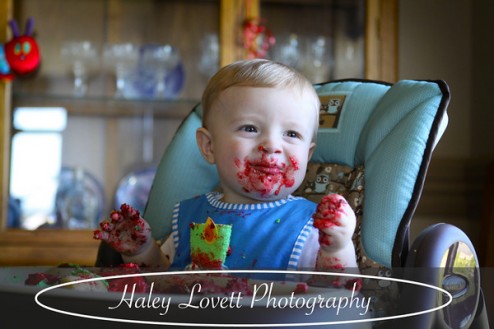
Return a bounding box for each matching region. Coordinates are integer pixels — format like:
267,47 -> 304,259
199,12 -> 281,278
9,107 -> 67,229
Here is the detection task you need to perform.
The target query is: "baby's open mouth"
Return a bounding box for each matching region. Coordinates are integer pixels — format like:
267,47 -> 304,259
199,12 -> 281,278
251,163 -> 282,175
236,155 -> 298,196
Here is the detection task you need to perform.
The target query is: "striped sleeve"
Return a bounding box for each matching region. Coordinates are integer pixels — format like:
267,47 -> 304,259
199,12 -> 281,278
170,202 -> 181,248
287,217 -> 314,272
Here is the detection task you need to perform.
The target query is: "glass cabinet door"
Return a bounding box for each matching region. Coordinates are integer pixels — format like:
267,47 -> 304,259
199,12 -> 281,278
8,0 -> 221,232
262,0 -> 365,82
0,0 -> 396,265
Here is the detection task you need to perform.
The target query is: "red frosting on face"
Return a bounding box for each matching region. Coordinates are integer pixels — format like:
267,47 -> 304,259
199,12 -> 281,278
236,155 -> 299,197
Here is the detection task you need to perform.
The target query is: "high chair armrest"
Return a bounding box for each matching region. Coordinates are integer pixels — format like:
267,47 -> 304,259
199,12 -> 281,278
397,223 -> 483,329
406,223 -> 477,268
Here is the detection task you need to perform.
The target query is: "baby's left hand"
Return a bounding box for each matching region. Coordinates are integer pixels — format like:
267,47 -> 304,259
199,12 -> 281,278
312,194 -> 356,253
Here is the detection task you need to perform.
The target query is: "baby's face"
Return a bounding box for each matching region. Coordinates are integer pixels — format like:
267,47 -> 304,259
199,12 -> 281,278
204,86 -> 318,204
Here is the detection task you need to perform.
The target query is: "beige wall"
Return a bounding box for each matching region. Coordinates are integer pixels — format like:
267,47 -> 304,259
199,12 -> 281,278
472,1 -> 494,158
398,0 -> 473,158
399,1 -> 494,320
398,0 -> 493,255
399,0 -> 494,159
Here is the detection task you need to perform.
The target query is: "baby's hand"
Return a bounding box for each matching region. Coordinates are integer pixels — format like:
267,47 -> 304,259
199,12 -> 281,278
93,204 -> 152,256
312,194 -> 360,289
312,194 -> 356,253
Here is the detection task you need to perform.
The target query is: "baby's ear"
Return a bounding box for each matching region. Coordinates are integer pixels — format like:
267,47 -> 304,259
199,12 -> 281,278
308,142 -> 316,160
196,127 -> 215,164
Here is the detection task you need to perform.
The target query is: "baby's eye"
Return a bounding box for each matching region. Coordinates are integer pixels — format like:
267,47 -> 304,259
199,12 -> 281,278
285,130 -> 301,139
239,125 -> 258,133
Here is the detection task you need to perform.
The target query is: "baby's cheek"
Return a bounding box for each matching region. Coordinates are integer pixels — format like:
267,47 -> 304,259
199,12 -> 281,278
276,155 -> 304,194
291,156 -> 308,184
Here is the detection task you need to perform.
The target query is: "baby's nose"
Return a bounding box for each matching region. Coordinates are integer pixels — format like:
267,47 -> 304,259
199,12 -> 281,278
258,144 -> 282,154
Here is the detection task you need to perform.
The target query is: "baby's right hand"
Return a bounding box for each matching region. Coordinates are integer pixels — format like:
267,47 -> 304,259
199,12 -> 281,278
312,194 -> 356,253
93,204 -> 152,256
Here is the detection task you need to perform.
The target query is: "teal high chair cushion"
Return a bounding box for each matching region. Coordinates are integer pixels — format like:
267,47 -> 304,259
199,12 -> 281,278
144,107 -> 220,241
143,79 -> 449,270
311,80 -> 448,267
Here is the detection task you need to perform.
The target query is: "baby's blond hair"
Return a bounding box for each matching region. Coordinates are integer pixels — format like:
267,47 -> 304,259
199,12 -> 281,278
201,59 -> 320,141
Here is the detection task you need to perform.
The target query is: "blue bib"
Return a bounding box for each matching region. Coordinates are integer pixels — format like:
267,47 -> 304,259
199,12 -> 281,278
170,192 -> 316,273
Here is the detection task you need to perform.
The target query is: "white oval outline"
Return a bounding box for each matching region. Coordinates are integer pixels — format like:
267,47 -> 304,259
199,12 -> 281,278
35,270 -> 453,327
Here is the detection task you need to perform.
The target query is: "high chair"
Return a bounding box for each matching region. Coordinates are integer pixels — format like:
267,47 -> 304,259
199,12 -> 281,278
96,79 -> 489,328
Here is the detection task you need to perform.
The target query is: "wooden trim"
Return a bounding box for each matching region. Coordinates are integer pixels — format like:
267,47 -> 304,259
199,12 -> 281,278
219,0 -> 260,66
0,0 -> 12,229
0,230 -> 99,266
219,0 -> 243,66
245,0 -> 260,19
0,83 -> 11,230
365,0 -> 398,82
106,0 -> 123,43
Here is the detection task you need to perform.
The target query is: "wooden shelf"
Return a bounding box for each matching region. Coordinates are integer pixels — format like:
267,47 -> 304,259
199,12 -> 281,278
0,229 -> 99,266
13,93 -> 198,119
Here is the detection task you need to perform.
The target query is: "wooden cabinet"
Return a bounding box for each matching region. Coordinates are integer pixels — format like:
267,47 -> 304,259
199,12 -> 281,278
0,0 -> 397,266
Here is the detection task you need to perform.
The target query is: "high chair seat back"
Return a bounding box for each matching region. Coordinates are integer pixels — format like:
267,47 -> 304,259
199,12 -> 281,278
144,79 -> 449,270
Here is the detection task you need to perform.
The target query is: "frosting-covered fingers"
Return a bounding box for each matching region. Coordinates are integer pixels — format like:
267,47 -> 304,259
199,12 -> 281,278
120,203 -> 141,221
312,194 -> 354,229
313,194 -> 356,253
93,219 -> 114,241
98,220 -> 114,232
110,210 -> 123,223
92,203 -> 152,255
113,220 -> 151,255
93,229 -> 108,241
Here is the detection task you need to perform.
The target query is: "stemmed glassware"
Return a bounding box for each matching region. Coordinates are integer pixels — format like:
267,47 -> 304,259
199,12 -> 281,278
60,41 -> 98,97
269,34 -> 333,83
303,36 -> 333,83
139,45 -> 180,99
270,34 -> 302,70
198,34 -> 219,78
103,43 -> 139,98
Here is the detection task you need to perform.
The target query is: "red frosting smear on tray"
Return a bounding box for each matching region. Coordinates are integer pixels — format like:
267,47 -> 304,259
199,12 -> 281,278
191,251 -> 224,270
99,263 -> 150,293
25,272 -> 60,286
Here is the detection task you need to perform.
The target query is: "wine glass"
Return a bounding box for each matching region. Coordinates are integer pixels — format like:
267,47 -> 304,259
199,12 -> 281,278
103,43 -> 139,97
60,41 -> 98,97
270,34 -> 302,70
139,44 -> 180,99
198,34 -> 219,78
303,36 -> 333,83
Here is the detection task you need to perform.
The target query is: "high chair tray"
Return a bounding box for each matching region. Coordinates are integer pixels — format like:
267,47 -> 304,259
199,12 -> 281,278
0,266 -> 372,328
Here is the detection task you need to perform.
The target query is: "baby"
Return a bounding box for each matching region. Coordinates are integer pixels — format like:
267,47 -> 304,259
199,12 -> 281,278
94,59 -> 358,283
